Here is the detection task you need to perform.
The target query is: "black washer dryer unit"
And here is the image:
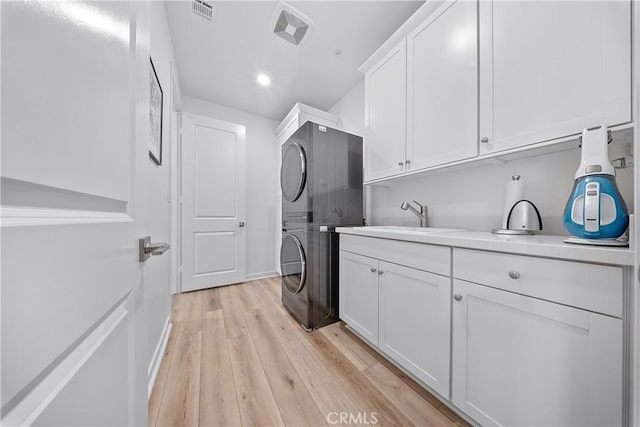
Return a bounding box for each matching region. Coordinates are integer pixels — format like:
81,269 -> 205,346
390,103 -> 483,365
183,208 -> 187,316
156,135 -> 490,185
280,121 -> 363,331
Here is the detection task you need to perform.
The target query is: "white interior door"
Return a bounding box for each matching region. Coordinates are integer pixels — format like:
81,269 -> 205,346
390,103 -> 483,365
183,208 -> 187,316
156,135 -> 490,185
1,1 -> 154,425
181,113 -> 246,291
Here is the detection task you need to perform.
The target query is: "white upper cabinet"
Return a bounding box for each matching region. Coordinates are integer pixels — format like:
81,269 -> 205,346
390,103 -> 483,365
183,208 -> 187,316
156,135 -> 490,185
364,40 -> 407,182
407,0 -> 478,170
479,0 -> 631,154
361,0 -> 632,180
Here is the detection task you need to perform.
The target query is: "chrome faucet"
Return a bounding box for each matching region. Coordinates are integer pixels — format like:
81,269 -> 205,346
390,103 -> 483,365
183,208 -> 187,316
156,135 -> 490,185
401,200 -> 428,227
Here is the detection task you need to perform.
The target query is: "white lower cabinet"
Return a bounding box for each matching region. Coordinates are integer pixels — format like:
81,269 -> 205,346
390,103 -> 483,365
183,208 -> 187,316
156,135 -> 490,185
339,234 -> 452,398
451,278 -> 622,426
378,261 -> 451,397
339,250 -> 380,346
338,234 -> 627,426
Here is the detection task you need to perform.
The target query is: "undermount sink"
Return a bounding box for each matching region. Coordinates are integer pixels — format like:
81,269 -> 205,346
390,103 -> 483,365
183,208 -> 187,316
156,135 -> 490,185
357,226 -> 463,233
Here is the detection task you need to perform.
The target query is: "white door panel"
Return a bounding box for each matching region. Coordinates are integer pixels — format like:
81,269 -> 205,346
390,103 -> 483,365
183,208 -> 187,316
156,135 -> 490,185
194,126 -> 238,217
31,310 -> 130,427
194,232 -> 236,274
181,113 -> 246,291
1,223 -> 136,410
1,1 -> 132,201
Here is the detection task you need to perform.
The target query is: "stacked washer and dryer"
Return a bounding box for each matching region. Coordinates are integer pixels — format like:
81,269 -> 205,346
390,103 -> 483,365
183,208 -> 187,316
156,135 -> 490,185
279,121 -> 363,331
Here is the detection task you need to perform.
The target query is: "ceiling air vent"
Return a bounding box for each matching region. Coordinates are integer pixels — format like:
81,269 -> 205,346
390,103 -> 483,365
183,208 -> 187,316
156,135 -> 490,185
271,2 -> 313,46
192,0 -> 213,21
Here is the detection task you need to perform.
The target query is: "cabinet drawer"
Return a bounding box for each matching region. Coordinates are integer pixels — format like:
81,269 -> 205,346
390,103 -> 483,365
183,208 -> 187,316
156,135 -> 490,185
453,249 -> 623,318
340,234 -> 450,276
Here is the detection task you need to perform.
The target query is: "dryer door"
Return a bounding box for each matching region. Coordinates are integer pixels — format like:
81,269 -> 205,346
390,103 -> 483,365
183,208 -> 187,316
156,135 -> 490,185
281,142 -> 307,202
280,234 -> 306,294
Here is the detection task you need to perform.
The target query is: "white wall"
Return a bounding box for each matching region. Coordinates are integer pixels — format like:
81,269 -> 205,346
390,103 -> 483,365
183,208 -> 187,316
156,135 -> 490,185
182,96 -> 279,279
329,80 -> 634,235
329,80 -> 365,137
147,1 -> 180,382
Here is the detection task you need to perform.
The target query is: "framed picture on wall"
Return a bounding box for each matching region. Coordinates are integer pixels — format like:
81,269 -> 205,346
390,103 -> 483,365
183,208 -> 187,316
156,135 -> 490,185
149,57 -> 163,165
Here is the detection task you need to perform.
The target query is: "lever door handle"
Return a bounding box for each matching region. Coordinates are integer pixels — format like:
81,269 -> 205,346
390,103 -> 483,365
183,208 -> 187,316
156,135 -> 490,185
147,242 -> 170,255
139,237 -> 170,262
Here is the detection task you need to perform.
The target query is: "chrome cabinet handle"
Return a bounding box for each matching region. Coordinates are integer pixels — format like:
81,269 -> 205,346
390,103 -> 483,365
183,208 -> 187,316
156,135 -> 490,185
508,270 -> 520,279
371,267 -> 377,273
481,137 -> 489,143
453,294 -> 462,301
378,270 -> 384,275
398,161 -> 404,166
139,236 -> 170,262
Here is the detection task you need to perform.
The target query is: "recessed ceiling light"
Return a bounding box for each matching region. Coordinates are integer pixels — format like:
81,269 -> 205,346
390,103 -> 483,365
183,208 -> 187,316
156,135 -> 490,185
257,74 -> 271,86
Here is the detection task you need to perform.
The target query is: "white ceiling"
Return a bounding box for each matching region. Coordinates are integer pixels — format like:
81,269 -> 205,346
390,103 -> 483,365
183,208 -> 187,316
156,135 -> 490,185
165,1 -> 423,121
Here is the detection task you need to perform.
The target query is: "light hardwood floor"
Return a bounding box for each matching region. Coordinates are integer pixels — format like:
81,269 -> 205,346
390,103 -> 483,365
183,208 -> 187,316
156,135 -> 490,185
149,277 -> 469,427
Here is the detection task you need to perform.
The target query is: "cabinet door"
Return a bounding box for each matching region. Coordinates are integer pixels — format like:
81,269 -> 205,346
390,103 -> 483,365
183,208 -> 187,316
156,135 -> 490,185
407,0 -> 477,170
378,262 -> 451,397
479,1 -> 631,154
452,279 -> 622,426
364,40 -> 407,182
339,251 -> 379,345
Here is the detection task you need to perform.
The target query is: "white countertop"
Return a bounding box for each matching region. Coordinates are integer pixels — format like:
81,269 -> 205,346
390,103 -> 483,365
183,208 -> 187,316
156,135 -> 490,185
335,227 -> 635,266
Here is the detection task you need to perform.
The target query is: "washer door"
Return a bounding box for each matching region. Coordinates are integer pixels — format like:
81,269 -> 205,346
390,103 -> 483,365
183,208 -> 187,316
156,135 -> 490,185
280,234 -> 306,294
280,142 -> 306,202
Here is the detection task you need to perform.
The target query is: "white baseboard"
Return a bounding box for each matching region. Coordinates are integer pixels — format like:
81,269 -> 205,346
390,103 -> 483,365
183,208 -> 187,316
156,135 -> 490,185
245,271 -> 279,281
148,316 -> 172,399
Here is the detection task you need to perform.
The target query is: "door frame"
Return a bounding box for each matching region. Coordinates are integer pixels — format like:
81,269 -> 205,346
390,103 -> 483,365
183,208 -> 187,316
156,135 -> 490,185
169,61 -> 182,295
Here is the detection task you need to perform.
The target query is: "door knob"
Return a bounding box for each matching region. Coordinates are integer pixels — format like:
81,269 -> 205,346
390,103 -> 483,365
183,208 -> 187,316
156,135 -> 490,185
239,221 -> 245,227
378,270 -> 384,275
398,161 -> 404,166
453,294 -> 462,301
370,267 -> 377,273
139,236 -> 170,262
480,137 -> 489,143
508,270 -> 520,279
